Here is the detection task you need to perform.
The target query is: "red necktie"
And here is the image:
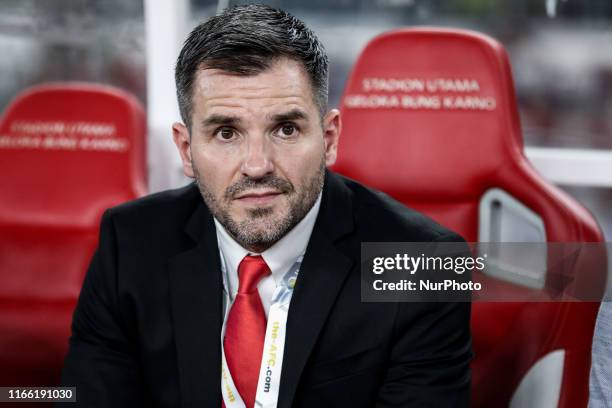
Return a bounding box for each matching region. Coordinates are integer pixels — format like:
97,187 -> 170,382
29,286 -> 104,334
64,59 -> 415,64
224,255 -> 270,408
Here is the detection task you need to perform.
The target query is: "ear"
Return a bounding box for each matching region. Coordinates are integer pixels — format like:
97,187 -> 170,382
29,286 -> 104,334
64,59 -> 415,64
172,122 -> 195,178
322,109 -> 341,166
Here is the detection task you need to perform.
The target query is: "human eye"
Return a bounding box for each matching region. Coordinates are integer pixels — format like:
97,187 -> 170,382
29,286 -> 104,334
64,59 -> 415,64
213,127 -> 237,142
274,123 -> 299,139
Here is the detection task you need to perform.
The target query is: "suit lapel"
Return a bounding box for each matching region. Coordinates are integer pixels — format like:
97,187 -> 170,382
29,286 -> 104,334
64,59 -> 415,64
169,201 -> 223,407
278,171 -> 355,408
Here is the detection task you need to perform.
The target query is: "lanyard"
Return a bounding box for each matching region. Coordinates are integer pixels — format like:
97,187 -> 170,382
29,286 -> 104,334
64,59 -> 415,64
220,254 -> 302,408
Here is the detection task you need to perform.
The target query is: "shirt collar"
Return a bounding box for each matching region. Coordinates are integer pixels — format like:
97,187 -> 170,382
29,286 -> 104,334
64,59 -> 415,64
214,192 -> 322,294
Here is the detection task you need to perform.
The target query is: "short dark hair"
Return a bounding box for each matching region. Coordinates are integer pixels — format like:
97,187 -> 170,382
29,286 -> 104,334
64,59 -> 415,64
175,4 -> 329,129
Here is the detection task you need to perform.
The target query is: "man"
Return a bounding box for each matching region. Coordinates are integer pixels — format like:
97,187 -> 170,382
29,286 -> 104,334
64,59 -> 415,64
61,5 -> 471,407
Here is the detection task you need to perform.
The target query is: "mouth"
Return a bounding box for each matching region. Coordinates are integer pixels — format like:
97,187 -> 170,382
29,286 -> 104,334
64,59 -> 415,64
234,190 -> 283,205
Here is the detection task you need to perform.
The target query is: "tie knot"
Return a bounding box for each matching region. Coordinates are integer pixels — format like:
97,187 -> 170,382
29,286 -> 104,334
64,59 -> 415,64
237,255 -> 270,294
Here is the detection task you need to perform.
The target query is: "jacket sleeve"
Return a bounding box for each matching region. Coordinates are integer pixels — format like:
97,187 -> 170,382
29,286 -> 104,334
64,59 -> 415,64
376,233 -> 473,407
58,209 -> 144,407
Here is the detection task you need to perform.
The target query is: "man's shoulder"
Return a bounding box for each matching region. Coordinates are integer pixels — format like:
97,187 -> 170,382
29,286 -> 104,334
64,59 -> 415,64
103,182 -> 202,237
333,172 -> 464,243
109,182 -> 199,216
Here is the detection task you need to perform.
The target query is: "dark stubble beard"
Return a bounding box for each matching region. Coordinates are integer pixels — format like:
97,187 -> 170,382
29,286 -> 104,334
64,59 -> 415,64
193,156 -> 325,252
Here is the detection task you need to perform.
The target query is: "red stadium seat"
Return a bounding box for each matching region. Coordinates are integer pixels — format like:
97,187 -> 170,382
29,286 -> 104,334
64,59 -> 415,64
334,28 -> 606,407
0,83 -> 146,395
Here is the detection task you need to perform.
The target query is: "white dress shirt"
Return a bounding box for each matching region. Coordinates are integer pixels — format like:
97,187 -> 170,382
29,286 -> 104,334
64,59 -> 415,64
214,193 -> 322,316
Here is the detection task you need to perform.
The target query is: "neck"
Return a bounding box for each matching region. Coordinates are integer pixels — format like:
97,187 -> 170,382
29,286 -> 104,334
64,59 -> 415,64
244,242 -> 272,254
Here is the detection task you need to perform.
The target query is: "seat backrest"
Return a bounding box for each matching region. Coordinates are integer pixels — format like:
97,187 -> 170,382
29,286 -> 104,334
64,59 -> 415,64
334,28 -> 605,407
0,82 -> 147,228
0,83 -> 147,388
334,28 -> 601,244
0,83 -> 147,302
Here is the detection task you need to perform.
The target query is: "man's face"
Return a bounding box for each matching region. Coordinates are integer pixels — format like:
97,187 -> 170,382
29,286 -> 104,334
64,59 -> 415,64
173,58 -> 340,252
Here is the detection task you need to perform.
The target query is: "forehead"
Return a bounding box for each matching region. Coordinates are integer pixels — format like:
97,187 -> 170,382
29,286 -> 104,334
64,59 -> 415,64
192,58 -> 317,116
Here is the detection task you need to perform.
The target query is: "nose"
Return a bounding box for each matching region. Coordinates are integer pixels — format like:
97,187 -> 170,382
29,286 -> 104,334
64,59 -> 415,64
240,133 -> 274,179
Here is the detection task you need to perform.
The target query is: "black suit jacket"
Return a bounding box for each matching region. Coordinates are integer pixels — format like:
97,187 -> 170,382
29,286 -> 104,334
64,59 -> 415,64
60,171 -> 472,407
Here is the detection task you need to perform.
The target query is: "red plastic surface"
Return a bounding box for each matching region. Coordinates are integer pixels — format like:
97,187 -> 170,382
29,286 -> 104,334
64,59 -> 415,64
334,28 -> 605,407
0,83 -> 147,394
